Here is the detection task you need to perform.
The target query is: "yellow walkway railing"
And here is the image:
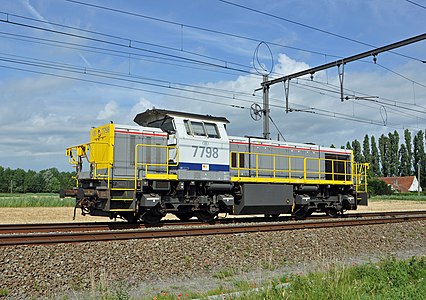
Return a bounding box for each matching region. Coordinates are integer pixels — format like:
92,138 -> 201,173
230,151 -> 368,190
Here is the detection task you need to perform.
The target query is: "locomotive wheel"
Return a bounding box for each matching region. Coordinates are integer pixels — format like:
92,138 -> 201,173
142,211 -> 163,224
292,205 -> 310,220
195,211 -> 217,223
174,212 -> 194,221
325,207 -> 341,217
123,213 -> 140,223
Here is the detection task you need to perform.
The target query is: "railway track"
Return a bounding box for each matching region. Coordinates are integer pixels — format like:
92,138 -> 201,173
1,211 -> 426,247
1,210 -> 425,235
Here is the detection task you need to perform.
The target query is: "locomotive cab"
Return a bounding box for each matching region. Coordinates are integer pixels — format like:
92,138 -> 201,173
133,109 -> 235,222
135,110 -> 230,181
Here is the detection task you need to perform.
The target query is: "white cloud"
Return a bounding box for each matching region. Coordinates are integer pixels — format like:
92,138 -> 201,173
96,101 -> 119,120
129,96 -> 154,118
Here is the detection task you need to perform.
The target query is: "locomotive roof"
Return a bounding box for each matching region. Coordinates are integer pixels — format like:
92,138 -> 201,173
134,109 -> 230,126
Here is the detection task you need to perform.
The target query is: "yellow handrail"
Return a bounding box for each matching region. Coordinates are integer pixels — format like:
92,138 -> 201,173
354,163 -> 369,193
230,150 -> 355,185
134,144 -> 179,184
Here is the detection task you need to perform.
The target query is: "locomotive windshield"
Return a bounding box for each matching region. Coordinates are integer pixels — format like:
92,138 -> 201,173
148,117 -> 175,133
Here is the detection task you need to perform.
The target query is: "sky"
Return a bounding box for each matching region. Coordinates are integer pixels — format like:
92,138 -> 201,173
0,0 -> 425,171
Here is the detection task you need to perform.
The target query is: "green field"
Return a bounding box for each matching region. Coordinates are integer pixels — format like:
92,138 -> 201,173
0,193 -> 75,207
371,194 -> 426,202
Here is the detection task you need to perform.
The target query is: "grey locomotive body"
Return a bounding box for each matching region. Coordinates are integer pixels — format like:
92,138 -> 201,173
63,109 -> 368,223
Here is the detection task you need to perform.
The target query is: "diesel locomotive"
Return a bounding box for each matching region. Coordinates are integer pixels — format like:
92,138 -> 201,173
61,109 -> 368,223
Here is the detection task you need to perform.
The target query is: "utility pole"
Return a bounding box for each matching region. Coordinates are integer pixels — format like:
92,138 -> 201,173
10,179 -> 13,194
262,74 -> 270,139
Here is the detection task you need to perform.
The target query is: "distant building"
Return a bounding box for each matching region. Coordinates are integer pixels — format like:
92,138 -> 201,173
377,176 -> 422,193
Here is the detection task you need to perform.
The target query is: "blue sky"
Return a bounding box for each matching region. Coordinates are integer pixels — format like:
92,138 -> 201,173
0,0 -> 425,171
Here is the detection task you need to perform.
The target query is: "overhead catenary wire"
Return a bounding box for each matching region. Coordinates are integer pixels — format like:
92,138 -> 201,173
2,57 -> 419,131
2,10 -> 425,111
0,31 -> 248,78
0,64 -> 251,110
0,11 -> 253,72
218,0 -> 426,63
2,37 -> 424,132
405,0 -> 426,10
3,28 -> 424,118
4,49 -> 425,126
62,0 -> 344,59
288,81 -> 426,125
0,3 -> 422,134
0,17 -> 253,75
303,78 -> 426,112
290,80 -> 426,120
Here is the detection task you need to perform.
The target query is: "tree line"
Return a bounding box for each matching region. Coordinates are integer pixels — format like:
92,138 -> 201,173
335,129 -> 426,188
0,167 -> 75,193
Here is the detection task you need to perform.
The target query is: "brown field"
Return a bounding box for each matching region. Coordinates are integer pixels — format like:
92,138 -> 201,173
0,200 -> 425,224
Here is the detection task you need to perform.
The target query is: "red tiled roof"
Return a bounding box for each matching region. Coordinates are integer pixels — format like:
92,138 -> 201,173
377,176 -> 416,193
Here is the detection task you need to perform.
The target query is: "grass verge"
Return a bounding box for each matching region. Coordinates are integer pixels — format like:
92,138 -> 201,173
0,193 -> 75,207
238,256 -> 426,300
371,194 -> 426,202
142,256 -> 425,300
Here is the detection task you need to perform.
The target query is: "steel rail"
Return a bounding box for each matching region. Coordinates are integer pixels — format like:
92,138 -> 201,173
1,210 -> 426,234
1,213 -> 426,247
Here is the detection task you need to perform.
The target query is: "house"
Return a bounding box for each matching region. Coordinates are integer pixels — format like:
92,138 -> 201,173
377,176 -> 422,193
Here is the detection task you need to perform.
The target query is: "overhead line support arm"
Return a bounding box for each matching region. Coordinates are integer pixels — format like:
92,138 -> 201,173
262,33 -> 426,88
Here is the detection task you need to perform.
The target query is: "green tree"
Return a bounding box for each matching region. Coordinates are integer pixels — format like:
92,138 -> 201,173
362,134 -> 371,163
368,178 -> 393,195
351,139 -> 363,163
370,136 -> 381,176
388,131 -> 399,176
2,168 -> 13,193
25,170 -> 45,193
345,141 -> 352,150
413,130 -> 425,187
379,134 -> 390,177
404,129 -> 413,174
0,166 -> 4,192
40,168 -> 62,193
12,169 -> 26,193
398,144 -> 410,176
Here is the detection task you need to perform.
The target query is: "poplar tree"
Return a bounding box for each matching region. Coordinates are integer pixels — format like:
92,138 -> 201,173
362,134 -> 371,163
370,136 -> 381,176
388,131 -> 399,176
379,134 -> 390,177
413,130 -> 425,186
404,129 -> 413,175
351,139 -> 363,163
398,144 -> 410,176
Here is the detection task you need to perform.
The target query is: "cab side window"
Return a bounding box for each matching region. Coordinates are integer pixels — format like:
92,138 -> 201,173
184,120 -> 192,135
184,120 -> 220,139
204,122 -> 220,138
191,121 -> 205,136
